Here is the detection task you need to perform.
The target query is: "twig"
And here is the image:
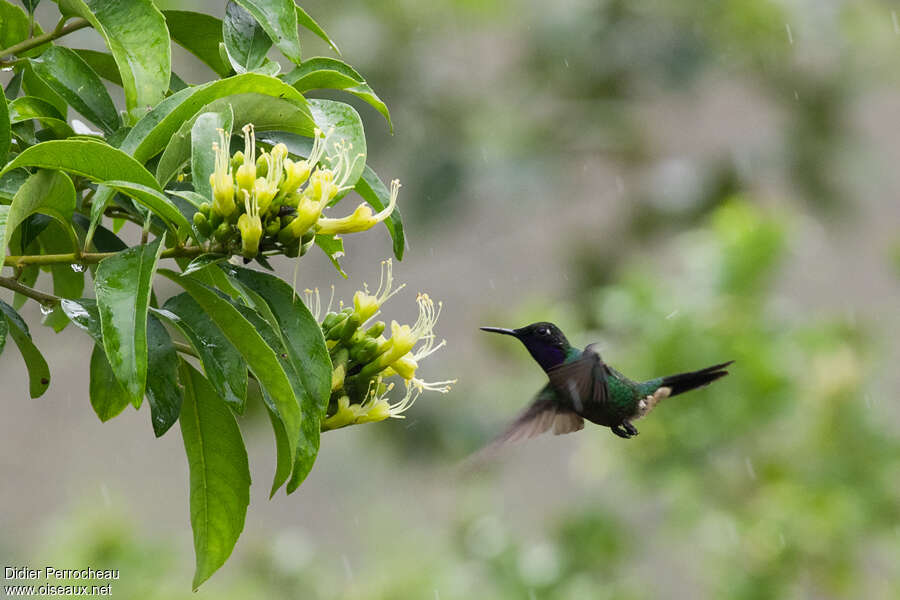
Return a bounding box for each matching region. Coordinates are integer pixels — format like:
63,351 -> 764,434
0,18 -> 90,60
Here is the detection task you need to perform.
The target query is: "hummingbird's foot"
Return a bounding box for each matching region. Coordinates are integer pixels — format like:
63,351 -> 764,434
611,423 -> 638,439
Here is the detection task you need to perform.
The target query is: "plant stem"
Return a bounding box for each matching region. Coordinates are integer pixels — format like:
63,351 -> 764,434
0,18 -> 90,60
0,276 -> 61,306
3,245 -> 210,268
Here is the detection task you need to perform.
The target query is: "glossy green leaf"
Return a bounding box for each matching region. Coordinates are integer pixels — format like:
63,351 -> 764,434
314,233 -> 346,277
60,297 -> 102,341
295,4 -> 339,55
29,46 -> 121,134
224,265 -> 331,492
94,238 -> 164,407
0,85 -> 9,165
226,296 -> 311,495
163,10 -> 231,77
179,359 -> 250,591
0,299 -> 50,398
61,0 -> 171,123
119,73 -> 314,165
8,96 -> 76,139
0,139 -> 161,190
232,0 -> 301,63
39,221 -> 85,332
1,170 -> 76,269
183,254 -> 229,276
88,343 -> 130,421
21,63 -> 67,119
223,1 -> 272,74
74,48 -> 123,86
284,58 -> 392,131
101,180 -> 190,233
189,109 -> 233,202
0,170 -> 28,202
146,314 -> 182,437
255,98 -> 367,196
159,269 -> 301,466
155,293 -> 248,412
264,399 -> 292,498
356,165 -> 406,260
155,92 -> 311,189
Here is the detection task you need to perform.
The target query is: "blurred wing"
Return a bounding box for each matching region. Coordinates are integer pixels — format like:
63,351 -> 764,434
493,385 -> 584,444
459,386 -> 584,475
546,343 -> 608,412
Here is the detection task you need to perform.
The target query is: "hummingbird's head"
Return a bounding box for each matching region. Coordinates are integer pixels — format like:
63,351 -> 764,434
480,321 -> 570,371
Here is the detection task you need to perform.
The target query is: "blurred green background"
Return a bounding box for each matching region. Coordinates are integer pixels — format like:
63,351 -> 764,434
2,0 -> 899,598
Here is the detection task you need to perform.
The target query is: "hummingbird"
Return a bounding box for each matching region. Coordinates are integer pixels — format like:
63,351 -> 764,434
480,322 -> 732,443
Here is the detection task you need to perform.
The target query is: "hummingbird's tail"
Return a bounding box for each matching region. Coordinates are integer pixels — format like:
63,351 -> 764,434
659,360 -> 733,397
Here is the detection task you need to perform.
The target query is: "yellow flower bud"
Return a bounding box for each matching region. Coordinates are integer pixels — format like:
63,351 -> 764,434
237,212 -> 262,258
209,128 -> 236,218
355,399 -> 391,423
235,124 -> 257,192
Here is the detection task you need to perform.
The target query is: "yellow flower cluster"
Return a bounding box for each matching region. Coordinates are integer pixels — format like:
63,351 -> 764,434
192,124 -> 399,259
307,260 -> 455,430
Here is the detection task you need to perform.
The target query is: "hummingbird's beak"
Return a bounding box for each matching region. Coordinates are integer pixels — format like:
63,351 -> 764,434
480,326 -> 518,337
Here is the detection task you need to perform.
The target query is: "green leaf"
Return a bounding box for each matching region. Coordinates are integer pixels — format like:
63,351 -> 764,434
183,253 -> 229,276
179,359 -> 250,591
232,0 -> 301,64
256,98 -> 367,196
356,165 -> 406,260
223,265 -> 331,492
8,96 -> 76,139
159,269 -> 302,468
29,46 -> 121,135
0,139 -> 161,190
155,293 -> 248,412
1,170 -> 76,269
314,233 -> 346,277
119,73 -> 314,165
223,1 -> 272,74
101,180 -> 191,233
21,63 -> 67,119
284,58 -> 392,131
226,296 -> 311,495
0,85 -> 9,165
155,92 -> 310,189
60,297 -> 101,341
310,99 -> 366,190
294,4 -> 340,55
0,299 -> 50,398
94,238 -> 164,407
88,343 -> 130,421
73,48 -> 123,86
39,221 -> 85,332
163,10 -> 231,77
22,1 -> 41,16
264,399 -> 292,498
61,0 -> 171,124
146,314 -> 182,437
190,109 -> 234,202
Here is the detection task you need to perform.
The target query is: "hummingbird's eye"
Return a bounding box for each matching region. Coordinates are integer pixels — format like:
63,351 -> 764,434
539,328 -> 549,336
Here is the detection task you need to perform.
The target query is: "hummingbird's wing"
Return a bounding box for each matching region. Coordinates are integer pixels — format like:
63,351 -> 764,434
545,343 -> 608,413
487,385 -> 586,449
459,386 -> 584,474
